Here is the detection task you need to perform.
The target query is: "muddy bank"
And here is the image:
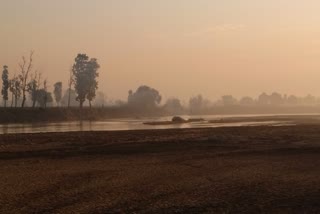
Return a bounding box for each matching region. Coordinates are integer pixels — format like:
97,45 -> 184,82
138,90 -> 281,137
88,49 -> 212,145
1,126 -> 320,213
0,106 -> 168,123
1,105 -> 320,123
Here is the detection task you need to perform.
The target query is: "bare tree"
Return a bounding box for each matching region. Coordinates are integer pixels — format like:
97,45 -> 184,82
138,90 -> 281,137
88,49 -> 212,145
19,51 -> 34,108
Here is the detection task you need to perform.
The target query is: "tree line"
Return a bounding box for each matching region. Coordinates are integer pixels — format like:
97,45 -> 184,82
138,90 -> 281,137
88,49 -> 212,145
1,52 -> 100,108
2,52 -> 320,111
119,86 -> 320,115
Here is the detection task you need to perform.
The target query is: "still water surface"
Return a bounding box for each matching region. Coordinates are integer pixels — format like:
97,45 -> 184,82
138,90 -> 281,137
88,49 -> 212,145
0,114 -> 296,134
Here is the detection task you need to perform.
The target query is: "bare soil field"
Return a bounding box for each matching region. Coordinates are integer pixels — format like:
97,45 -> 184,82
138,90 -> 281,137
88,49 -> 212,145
1,125 -> 320,213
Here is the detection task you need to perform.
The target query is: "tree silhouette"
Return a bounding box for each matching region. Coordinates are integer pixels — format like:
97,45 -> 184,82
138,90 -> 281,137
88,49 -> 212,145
258,93 -> 270,105
43,79 -> 48,108
1,66 -> 9,107
164,98 -> 183,114
94,91 -> 106,107
72,54 -> 100,108
221,95 -> 238,106
240,96 -> 255,105
9,75 -> 21,108
35,88 -> 53,108
27,70 -> 41,108
67,68 -> 73,108
189,95 -> 204,113
287,95 -> 298,105
61,89 -> 77,107
86,58 -> 100,108
128,85 -> 162,109
53,82 -> 63,107
270,92 -> 283,105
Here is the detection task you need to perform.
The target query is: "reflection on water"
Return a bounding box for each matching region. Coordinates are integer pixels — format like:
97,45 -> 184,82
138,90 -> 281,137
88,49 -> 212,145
0,114 -> 296,135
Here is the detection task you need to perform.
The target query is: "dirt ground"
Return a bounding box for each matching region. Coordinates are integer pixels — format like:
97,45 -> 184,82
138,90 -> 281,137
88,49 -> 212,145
1,125 -> 320,213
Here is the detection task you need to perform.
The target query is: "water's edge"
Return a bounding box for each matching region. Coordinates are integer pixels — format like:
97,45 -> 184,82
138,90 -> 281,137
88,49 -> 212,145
0,113 -> 309,135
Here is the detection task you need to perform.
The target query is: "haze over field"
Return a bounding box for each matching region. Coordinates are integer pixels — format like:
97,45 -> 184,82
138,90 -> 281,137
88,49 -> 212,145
1,0 -> 320,101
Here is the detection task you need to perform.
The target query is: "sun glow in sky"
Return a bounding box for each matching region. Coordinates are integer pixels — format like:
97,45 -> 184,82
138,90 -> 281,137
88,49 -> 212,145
1,0 -> 320,101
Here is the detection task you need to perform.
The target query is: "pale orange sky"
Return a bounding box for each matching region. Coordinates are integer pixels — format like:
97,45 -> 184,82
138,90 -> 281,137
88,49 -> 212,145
1,0 -> 320,102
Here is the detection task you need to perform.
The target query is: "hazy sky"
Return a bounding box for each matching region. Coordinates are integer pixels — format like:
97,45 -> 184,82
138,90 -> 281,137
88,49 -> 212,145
1,0 -> 320,102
